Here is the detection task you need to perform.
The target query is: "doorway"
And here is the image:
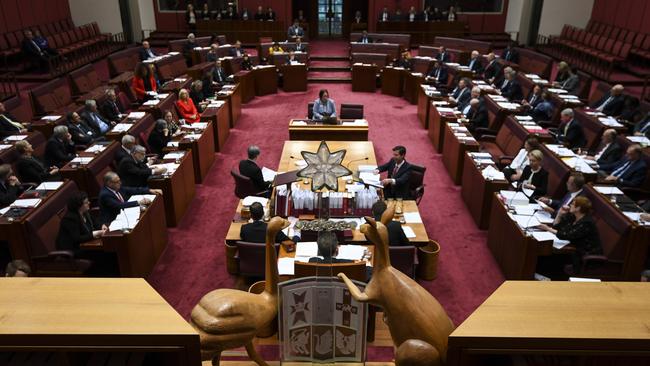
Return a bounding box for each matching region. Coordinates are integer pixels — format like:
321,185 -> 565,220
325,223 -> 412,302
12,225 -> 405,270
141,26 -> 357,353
317,0 -> 344,37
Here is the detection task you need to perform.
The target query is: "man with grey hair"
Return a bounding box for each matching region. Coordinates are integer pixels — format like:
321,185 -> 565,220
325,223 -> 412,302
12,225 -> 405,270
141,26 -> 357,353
45,125 -> 75,168
483,52 -> 501,84
183,33 -> 197,66
239,145 -> 271,196
461,87 -> 482,115
586,128 -> 623,167
118,145 -> 167,187
81,99 -> 114,136
139,40 -> 156,61
99,88 -> 124,124
556,108 -> 586,149
499,68 -> 523,101
98,171 -> 162,225
467,50 -> 483,73
115,134 -> 136,165
466,98 -> 488,132
592,84 -> 625,116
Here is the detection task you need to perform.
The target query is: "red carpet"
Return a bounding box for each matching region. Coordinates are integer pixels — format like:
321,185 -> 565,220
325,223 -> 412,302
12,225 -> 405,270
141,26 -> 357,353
146,83 -> 505,326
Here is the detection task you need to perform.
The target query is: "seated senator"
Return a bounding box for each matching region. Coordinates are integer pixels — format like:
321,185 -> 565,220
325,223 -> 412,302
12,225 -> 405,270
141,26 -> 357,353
556,108 -> 586,149
0,164 -> 23,208
189,80 -> 209,112
600,144 -> 647,188
585,129 -> 623,168
98,171 -> 161,225
132,62 -> 157,102
529,92 -> 554,122
176,88 -> 201,124
45,125 -> 76,168
14,140 -> 60,184
0,101 -> 27,138
147,119 -> 173,158
503,137 -> 541,182
240,202 -> 295,251
309,230 -> 352,264
375,145 -> 411,199
426,60 -> 448,85
312,89 -> 337,121
67,111 -> 100,145
538,172 -> 586,217
81,99 -> 114,137
371,200 -> 409,246
118,145 -> 167,188
516,149 -> 548,200
239,145 -> 272,195
539,196 -> 602,274
56,191 -> 107,255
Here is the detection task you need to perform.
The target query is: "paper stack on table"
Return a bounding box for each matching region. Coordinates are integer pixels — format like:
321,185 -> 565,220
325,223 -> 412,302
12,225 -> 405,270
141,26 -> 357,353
35,181 -> 64,191
85,145 -> 105,153
401,225 -> 416,238
112,123 -> 132,132
109,206 -> 141,231
71,157 -> 94,164
262,167 -> 277,182
12,198 -> 41,208
336,245 -> 366,261
277,258 -> 296,275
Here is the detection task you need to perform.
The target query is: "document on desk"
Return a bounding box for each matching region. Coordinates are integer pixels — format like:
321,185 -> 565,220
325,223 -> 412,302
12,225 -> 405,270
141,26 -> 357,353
0,144 -> 11,151
41,115 -> 62,121
35,181 -> 64,191
294,159 -> 308,168
531,231 -> 557,242
71,157 -> 94,164
112,123 -> 132,132
277,258 -> 296,275
593,186 -> 624,195
187,122 -> 208,130
151,163 -> 179,174
291,120 -> 307,125
500,190 -> 530,206
142,99 -> 159,106
295,241 -> 318,259
262,167 -> 277,182
509,214 -> 541,228
163,152 -> 185,160
341,119 -> 368,126
128,194 -> 156,202
403,212 -> 422,224
166,141 -> 180,147
358,165 -> 377,172
4,135 -> 27,141
84,145 -> 105,153
11,198 -> 41,208
401,225 -> 416,238
109,206 -> 141,231
336,245 -> 366,261
359,171 -> 381,186
127,111 -> 146,119
242,196 -> 269,207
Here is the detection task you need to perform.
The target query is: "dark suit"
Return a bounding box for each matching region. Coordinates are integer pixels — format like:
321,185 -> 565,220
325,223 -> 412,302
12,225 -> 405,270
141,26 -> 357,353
287,26 -> 304,39
80,110 -> 110,136
99,99 -> 123,122
182,41 -> 196,65
56,211 -> 95,252
557,119 -> 586,148
592,92 -> 625,116
501,48 -> 519,63
549,189 -> 586,215
377,160 -> 411,199
240,220 -> 289,243
293,43 -> 306,52
212,67 -> 228,84
467,102 -> 488,131
453,87 -> 471,111
118,156 -> 153,188
254,11 -> 265,20
266,11 -> 276,21
114,146 -> 131,166
139,47 -> 156,61
15,156 -> 53,184
230,47 -> 245,58
525,92 -> 543,109
0,182 -> 20,208
358,36 -> 373,44
239,159 -> 270,193
98,186 -> 149,225
467,57 -> 483,73
436,52 -> 450,63
147,129 -> 170,158
309,257 -> 352,264
67,121 -> 96,145
530,100 -> 554,122
606,158 -> 647,188
483,60 -> 502,81
518,166 -> 549,199
427,66 -> 448,85
500,79 -> 523,101
634,116 -> 650,135
560,74 -> 580,95
554,214 -> 602,270
0,113 -> 23,138
44,137 -> 75,168
592,142 -> 623,167
386,221 -> 409,246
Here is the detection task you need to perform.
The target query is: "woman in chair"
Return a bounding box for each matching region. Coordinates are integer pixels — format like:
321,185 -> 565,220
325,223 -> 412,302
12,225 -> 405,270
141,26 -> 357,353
516,149 -> 548,200
132,62 -> 157,103
56,191 -> 107,255
147,119 -> 172,158
175,88 -> 201,124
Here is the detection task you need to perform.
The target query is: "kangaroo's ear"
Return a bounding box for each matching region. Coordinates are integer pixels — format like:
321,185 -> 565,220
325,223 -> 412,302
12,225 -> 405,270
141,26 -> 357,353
363,216 -> 377,228
380,204 -> 395,226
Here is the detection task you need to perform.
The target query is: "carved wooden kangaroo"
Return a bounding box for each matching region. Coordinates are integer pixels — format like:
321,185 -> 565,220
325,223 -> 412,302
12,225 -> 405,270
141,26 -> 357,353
338,206 -> 455,366
190,216 -> 289,366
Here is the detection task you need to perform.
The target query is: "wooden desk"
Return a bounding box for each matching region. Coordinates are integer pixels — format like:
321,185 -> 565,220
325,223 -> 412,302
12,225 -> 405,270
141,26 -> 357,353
417,86 -> 443,129
200,101 -> 230,152
174,122 -> 216,184
442,123 -> 480,185
375,21 -> 466,46
350,43 -> 401,59
101,196 -> 167,276
105,113 -> 156,143
233,70 -> 255,103
137,93 -> 176,120
196,19 -> 287,44
380,66 -> 404,97
461,152 -> 510,230
448,281 -> 650,366
444,64 -> 475,90
59,142 -> 118,198
0,132 -> 46,164
0,278 -> 200,365
159,77 -> 192,95
428,103 -> 460,153
288,119 -> 369,141
148,53 -> 187,81
253,66 -> 278,96
217,83 -> 242,127
148,151 -> 195,227
402,71 -> 425,105
29,115 -> 66,140
186,61 -> 214,82
351,64 -> 378,92
281,64 -> 308,92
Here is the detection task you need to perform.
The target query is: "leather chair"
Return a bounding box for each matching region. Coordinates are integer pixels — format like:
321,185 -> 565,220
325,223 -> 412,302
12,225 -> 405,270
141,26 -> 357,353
230,169 -> 269,199
389,246 -> 416,278
294,261 -> 367,282
340,104 -> 364,119
235,241 -> 280,279
307,102 -> 314,119
408,164 -> 426,204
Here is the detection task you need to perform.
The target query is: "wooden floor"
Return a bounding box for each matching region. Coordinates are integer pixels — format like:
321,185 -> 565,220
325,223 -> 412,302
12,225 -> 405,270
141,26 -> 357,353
211,311 -> 396,365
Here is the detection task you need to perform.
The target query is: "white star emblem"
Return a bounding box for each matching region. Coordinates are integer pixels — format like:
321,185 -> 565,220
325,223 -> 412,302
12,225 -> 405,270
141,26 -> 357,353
297,141 -> 352,191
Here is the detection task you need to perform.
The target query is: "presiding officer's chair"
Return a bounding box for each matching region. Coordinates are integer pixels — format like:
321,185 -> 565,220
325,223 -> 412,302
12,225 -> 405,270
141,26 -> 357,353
408,164 -> 426,204
294,261 -> 367,282
340,104 -> 364,119
389,246 -> 416,279
307,102 -> 314,119
230,169 -> 269,199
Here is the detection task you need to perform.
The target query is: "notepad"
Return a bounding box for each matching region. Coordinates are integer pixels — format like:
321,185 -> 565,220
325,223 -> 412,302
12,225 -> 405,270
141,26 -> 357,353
336,245 -> 366,261
277,258 -> 296,275
401,225 -> 416,238
593,186 -> 623,195
12,198 -> 41,208
295,241 -> 318,258
35,181 -> 64,191
403,212 -> 422,223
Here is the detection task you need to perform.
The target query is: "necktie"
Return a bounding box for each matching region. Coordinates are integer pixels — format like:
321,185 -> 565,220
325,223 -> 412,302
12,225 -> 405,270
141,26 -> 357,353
392,164 -> 399,177
505,51 -> 510,61
435,68 -> 440,79
563,121 -> 571,136
640,120 -> 650,133
502,80 -> 509,90
530,95 -> 537,105
31,40 -> 41,53
597,96 -> 613,112
612,161 -> 632,177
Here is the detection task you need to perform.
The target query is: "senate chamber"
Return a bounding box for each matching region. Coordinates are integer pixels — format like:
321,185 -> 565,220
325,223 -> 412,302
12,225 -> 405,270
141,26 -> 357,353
0,0 -> 649,365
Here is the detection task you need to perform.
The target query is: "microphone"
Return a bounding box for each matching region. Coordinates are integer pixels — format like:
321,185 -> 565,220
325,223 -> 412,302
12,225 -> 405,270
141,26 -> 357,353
345,156 -> 369,169
121,207 -> 131,234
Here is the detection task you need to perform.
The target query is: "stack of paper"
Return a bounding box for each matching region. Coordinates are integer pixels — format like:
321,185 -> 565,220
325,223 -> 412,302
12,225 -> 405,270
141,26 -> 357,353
500,190 -> 530,206
127,111 -> 146,119
167,141 -> 180,147
336,245 -> 366,261
163,152 -> 185,160
112,123 -> 132,132
35,181 -> 64,190
359,171 -> 381,186
128,194 -> 156,202
295,242 -> 318,259
151,162 -> 179,174
482,165 -> 505,180
12,198 -> 42,208
41,115 -> 62,121
262,167 -> 277,182
4,135 -> 27,141
71,157 -> 94,164
85,145 -> 105,153
291,120 -> 307,125
142,99 -> 159,106
401,225 -> 416,238
109,206 -> 141,231
277,258 -> 296,275
0,145 -> 11,151
403,212 -> 422,223
593,186 -> 623,195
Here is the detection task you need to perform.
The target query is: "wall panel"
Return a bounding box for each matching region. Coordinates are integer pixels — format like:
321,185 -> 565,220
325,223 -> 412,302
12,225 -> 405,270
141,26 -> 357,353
591,0 -> 649,34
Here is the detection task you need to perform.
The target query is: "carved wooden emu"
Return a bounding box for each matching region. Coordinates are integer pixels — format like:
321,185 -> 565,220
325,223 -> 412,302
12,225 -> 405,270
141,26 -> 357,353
338,207 -> 455,366
190,216 -> 289,366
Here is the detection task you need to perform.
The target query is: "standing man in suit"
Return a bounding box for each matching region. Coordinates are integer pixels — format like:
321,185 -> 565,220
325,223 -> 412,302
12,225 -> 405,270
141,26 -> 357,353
436,46 -> 450,62
66,111 -> 98,145
182,33 -> 197,66
602,144 -> 647,188
115,134 -> 136,166
287,20 -> 304,40
379,7 -> 390,22
499,69 -> 523,101
45,125 -> 76,168
467,50 -> 483,74
586,129 -> 623,167
98,171 -> 161,225
118,145 -> 166,188
358,31 -> 373,44
592,84 -> 625,116
375,145 -> 411,199
501,43 -> 519,64
371,201 -> 409,246
539,172 -> 586,216
239,145 -> 272,196
99,89 -> 124,124
426,60 -> 448,85
139,41 -> 156,61
240,202 -> 295,250
0,102 -> 27,138
556,108 -> 586,149
14,140 -> 59,184
0,164 -> 23,208
81,100 -> 114,137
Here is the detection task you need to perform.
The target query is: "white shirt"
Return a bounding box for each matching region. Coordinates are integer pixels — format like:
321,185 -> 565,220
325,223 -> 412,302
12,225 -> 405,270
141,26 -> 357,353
390,160 -> 405,185
509,149 -> 529,170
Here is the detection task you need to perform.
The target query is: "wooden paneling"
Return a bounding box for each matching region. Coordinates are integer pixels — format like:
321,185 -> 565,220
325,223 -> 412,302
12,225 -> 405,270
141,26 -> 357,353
591,0 -> 650,34
0,0 -> 70,33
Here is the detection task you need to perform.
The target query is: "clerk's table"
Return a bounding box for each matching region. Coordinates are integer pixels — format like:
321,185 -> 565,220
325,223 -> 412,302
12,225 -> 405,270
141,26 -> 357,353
288,119 -> 369,141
